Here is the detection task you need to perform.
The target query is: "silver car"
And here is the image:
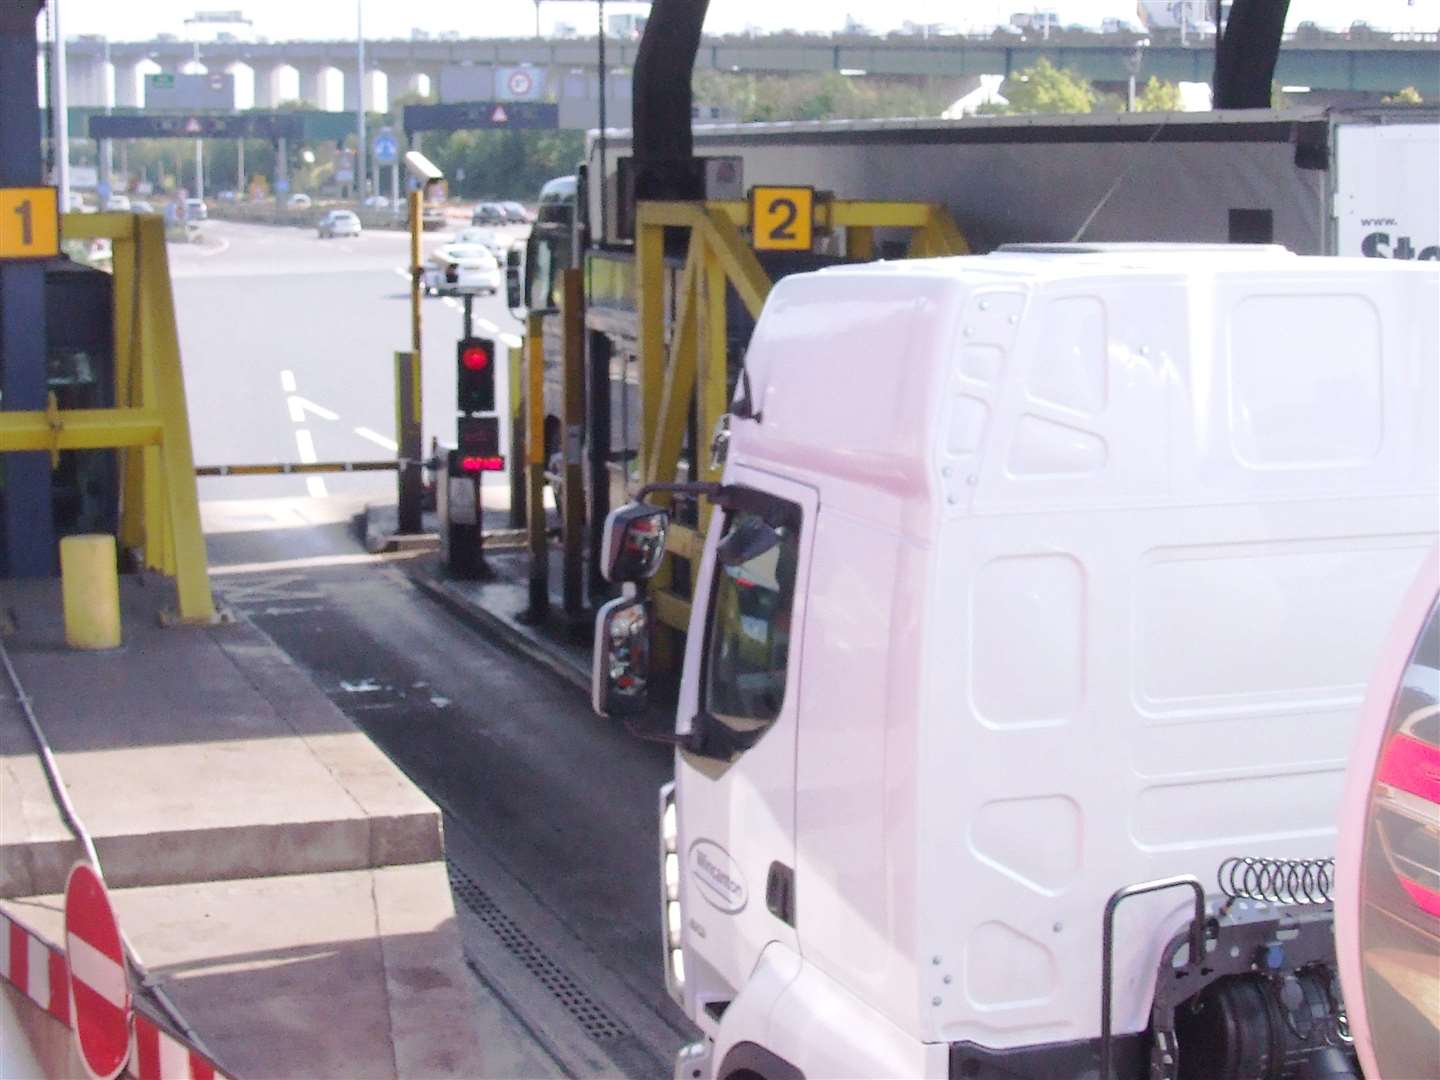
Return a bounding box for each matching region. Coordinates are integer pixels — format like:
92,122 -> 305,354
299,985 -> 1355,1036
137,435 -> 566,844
318,209 -> 362,239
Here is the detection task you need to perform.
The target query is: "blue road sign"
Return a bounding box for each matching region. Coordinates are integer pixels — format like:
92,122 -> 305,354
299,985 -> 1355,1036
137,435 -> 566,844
373,131 -> 399,166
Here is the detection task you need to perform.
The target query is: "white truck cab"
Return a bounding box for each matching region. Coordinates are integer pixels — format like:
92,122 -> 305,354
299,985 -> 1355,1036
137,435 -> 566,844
594,246 -> 1439,1080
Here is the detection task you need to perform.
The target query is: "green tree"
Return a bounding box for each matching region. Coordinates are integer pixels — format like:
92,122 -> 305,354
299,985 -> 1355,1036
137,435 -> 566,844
986,58 -> 1096,114
1136,76 -> 1182,111
1383,86 -> 1424,105
693,69 -> 955,122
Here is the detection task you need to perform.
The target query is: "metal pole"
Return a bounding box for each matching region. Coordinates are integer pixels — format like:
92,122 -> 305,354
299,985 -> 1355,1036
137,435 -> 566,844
409,188 -> 422,357
561,268 -> 586,616
390,161 -> 398,212
1,0 -> 58,577
525,312 -> 549,618
395,351 -> 423,534
100,35 -> 112,195
596,0 -> 607,244
356,0 -> 367,200
237,137 -> 244,194
194,138 -> 204,200
50,0 -> 69,210
398,185 -> 425,533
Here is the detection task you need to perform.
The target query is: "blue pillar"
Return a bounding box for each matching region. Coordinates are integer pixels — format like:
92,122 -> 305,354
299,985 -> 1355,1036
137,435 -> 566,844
0,0 -> 58,577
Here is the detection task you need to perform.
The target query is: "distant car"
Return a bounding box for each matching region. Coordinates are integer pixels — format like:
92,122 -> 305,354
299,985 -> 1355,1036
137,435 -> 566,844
131,200 -> 156,215
103,194 -> 131,212
452,227 -> 510,259
422,243 -> 501,296
287,193 -> 313,208
66,192 -> 88,212
216,189 -> 238,202
317,209 -> 362,239
471,202 -> 506,225
421,203 -> 446,231
184,198 -> 208,221
362,195 -> 391,209
500,201 -> 533,224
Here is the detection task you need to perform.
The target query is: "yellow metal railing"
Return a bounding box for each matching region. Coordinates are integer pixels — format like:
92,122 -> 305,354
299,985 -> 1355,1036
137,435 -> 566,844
635,198 -> 968,637
0,212 -> 215,623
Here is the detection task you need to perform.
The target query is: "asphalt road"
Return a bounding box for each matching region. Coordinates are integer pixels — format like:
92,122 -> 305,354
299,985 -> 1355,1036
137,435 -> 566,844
188,220 -> 694,1074
172,217 -> 526,502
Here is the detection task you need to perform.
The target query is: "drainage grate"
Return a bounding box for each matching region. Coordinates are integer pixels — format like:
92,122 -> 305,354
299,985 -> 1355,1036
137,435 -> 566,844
447,860 -> 630,1041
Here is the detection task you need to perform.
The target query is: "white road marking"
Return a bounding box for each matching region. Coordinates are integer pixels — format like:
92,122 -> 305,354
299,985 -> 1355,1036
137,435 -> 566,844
354,426 -> 398,452
295,429 -> 317,463
287,395 -> 339,423
501,333 -> 523,349
443,297 -> 461,310
280,369 -> 296,393
473,317 -> 499,334
393,267 -> 410,279
210,552 -> 417,576
306,476 -> 329,498
67,934 -> 128,1010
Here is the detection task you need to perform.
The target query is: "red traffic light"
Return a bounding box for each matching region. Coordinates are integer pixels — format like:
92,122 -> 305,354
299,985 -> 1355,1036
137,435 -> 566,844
461,344 -> 491,371
460,455 -> 505,473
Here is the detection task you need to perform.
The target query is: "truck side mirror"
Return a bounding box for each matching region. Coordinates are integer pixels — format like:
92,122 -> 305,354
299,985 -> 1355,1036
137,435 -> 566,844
506,248 -> 523,311
593,596 -> 651,717
601,502 -> 669,583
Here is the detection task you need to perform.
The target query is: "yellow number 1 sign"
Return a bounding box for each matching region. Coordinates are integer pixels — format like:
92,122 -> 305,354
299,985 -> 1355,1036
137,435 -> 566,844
750,186 -> 814,251
0,187 -> 60,261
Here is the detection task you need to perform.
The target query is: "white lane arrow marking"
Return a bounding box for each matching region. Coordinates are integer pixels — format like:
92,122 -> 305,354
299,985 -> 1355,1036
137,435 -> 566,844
354,427 -> 398,452
288,396 -> 339,423
280,369 -> 297,393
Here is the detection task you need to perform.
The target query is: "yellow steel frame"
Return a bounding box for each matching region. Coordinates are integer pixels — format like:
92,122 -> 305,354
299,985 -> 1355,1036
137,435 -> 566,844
0,213 -> 216,623
635,198 -> 967,634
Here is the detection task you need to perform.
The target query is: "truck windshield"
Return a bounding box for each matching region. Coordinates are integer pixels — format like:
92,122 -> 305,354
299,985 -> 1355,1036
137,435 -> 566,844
703,508 -> 800,725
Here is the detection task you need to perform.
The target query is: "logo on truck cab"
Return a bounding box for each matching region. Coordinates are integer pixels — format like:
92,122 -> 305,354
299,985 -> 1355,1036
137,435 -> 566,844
689,840 -> 748,913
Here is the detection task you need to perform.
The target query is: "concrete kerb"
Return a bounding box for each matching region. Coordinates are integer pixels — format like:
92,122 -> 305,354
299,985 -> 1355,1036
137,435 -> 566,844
407,568 -> 590,696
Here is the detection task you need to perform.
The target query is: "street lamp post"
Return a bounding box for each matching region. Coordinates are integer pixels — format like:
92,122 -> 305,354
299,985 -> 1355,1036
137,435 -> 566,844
357,0 -> 367,200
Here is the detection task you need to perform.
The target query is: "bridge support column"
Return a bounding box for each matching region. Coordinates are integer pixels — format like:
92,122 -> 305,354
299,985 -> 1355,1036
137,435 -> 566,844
298,65 -> 325,109
66,54 -> 108,107
252,63 -> 279,108
114,59 -> 140,107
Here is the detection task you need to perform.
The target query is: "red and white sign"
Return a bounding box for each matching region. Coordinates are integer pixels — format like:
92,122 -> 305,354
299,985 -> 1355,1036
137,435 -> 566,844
491,105 -> 509,124
64,863 -> 131,1080
506,69 -> 533,97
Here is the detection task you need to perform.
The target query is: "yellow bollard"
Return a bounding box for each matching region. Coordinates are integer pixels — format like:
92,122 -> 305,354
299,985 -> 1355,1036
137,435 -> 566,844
60,535 -> 122,650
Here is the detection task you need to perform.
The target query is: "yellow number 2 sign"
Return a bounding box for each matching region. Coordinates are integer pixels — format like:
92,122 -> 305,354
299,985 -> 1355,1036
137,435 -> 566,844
0,186 -> 61,261
750,186 -> 814,252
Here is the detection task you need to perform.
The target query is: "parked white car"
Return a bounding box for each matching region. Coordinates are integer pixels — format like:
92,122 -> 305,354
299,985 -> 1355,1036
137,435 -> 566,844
104,194 -> 131,212
286,193 -> 313,208
422,243 -> 501,296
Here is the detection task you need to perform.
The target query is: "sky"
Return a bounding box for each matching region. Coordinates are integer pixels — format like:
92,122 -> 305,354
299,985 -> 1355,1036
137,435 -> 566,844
49,0 -> 1440,41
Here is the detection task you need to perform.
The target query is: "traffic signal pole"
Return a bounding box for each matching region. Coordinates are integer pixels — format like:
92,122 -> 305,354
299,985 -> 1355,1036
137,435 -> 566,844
0,0 -> 58,577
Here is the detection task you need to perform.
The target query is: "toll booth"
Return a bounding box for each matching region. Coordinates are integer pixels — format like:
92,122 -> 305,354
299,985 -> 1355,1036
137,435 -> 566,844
45,260 -> 119,540
0,259 -> 117,575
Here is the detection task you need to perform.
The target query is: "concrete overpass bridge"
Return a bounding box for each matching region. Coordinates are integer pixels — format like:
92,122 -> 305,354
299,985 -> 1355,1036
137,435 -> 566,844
61,31 -> 1439,114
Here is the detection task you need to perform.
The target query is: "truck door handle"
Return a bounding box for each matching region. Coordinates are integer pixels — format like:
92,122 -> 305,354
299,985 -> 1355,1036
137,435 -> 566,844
766,861 -> 795,927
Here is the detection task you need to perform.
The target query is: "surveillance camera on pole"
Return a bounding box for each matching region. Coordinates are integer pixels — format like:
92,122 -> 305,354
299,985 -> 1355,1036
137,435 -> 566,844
404,151 -> 444,185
